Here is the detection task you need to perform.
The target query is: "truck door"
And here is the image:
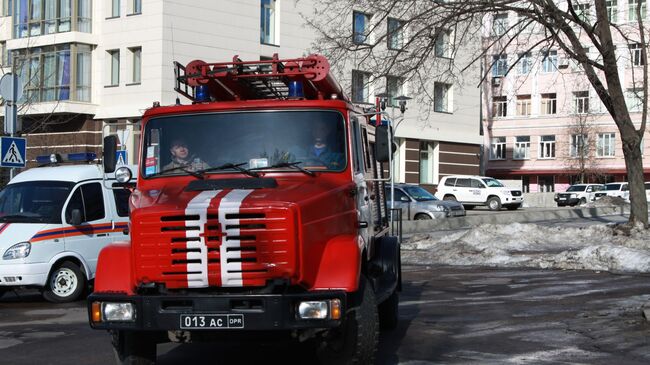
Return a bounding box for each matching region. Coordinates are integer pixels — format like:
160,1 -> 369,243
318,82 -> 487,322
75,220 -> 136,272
109,183 -> 132,240
63,182 -> 112,276
351,116 -> 371,244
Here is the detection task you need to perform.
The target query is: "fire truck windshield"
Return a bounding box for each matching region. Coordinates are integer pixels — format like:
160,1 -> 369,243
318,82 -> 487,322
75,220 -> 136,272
142,110 -> 347,178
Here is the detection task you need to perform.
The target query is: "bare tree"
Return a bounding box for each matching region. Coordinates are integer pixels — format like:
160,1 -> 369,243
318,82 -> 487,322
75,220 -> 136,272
304,0 -> 650,227
560,113 -> 605,184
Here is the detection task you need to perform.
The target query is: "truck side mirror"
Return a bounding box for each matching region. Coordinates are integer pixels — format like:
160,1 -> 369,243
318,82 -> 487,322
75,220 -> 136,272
374,125 -> 391,163
103,135 -> 118,173
70,209 -> 82,226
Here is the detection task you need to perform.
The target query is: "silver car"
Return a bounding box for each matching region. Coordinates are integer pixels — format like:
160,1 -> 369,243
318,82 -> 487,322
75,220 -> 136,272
385,184 -> 466,220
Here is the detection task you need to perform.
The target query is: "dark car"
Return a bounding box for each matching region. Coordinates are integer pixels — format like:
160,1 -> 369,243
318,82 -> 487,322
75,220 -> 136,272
385,184 -> 466,220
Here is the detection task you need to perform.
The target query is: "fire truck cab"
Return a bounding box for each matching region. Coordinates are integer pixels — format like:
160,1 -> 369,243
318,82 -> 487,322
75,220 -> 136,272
88,54 -> 401,365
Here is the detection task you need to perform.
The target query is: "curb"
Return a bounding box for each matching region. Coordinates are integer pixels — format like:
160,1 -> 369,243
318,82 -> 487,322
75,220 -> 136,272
401,206 -> 630,233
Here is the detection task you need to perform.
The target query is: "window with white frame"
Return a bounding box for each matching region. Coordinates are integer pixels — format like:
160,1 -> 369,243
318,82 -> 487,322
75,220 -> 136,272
597,133 -> 616,157
351,70 -> 371,103
129,47 -> 141,84
386,76 -> 404,107
607,0 -> 618,22
492,54 -> 508,76
492,13 -> 508,36
261,0 -> 278,45
112,0 -> 120,17
574,91 -> 589,114
490,137 -> 506,160
541,93 -> 557,114
516,95 -> 531,116
514,136 -> 530,159
575,3 -> 591,23
542,50 -> 558,72
419,141 -> 435,184
493,96 -> 507,117
107,49 -> 120,86
388,18 -> 405,50
629,43 -> 645,66
130,0 -> 142,15
14,0 -> 91,37
434,29 -> 451,58
353,11 -> 372,44
518,52 -> 532,74
539,135 -> 556,159
629,0 -> 646,22
570,134 -> 588,158
433,82 -> 451,113
626,88 -> 644,112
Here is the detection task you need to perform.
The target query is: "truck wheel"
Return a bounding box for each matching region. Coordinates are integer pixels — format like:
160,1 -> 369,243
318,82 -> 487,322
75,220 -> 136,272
43,261 -> 86,303
378,291 -> 399,330
487,197 -> 501,211
112,330 -> 156,365
316,277 -> 378,365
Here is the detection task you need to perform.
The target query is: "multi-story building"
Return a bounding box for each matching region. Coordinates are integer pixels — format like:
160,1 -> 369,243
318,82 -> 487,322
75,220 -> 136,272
0,0 -> 482,190
484,2 -> 650,193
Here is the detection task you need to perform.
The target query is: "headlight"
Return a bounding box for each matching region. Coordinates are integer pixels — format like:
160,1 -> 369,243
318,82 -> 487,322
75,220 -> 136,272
115,166 -> 133,183
570,193 -> 577,198
430,205 -> 445,212
3,242 -> 31,260
502,190 -> 512,196
297,299 -> 341,320
95,302 -> 136,322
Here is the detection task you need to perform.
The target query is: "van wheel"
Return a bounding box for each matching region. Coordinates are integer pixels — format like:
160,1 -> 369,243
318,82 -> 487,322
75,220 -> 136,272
443,195 -> 457,201
316,276 -> 378,365
112,330 -> 156,365
414,213 -> 432,220
43,261 -> 86,303
487,197 -> 502,211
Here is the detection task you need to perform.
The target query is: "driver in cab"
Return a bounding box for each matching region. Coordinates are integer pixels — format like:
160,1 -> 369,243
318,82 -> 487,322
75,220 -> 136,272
290,120 -> 344,169
163,139 -> 209,172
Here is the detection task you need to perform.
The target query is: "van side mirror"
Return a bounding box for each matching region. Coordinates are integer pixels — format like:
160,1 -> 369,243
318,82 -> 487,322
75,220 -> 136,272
70,209 -> 82,226
103,135 -> 118,173
374,125 -> 391,163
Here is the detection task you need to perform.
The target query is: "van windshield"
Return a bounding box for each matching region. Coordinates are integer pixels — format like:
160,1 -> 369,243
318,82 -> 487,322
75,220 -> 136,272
142,110 -> 347,178
0,181 -> 74,223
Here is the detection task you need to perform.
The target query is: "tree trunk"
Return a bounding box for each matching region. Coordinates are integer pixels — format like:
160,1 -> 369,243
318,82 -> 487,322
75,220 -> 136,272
621,136 -> 648,227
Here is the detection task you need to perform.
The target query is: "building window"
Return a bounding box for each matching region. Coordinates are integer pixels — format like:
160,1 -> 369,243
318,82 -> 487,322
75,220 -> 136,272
574,91 -> 589,114
14,43 -> 91,103
2,0 -> 11,17
629,43 -> 645,66
353,11 -> 372,44
626,88 -> 644,112
493,96 -> 507,117
386,76 -> 404,107
107,49 -> 120,86
513,136 -> 530,159
419,141 -> 435,184
492,54 -> 508,77
541,93 -> 557,114
351,70 -> 371,103
434,29 -> 450,58
542,50 -> 558,72
570,134 -> 588,158
539,135 -> 556,159
490,137 -> 506,160
518,52 -> 531,74
492,13 -> 508,36
112,0 -> 120,17
387,18 -> 404,50
516,95 -> 531,116
597,133 -> 616,157
261,0 -> 278,45
538,176 -> 555,192
575,3 -> 591,22
629,0 -> 646,22
14,0 -> 91,37
129,47 -> 141,84
130,0 -> 142,15
433,82 -> 451,113
607,0 -> 618,22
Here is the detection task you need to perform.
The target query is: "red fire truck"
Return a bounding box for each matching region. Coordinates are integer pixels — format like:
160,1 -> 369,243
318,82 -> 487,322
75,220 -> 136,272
88,54 -> 401,364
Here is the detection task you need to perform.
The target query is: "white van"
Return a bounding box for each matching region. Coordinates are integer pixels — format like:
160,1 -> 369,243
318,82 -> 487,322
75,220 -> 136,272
0,164 -> 134,302
435,175 -> 524,210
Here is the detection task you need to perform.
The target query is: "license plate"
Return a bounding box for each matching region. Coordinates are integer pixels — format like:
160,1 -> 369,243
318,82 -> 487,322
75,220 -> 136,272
180,314 -> 244,329
559,198 -> 566,200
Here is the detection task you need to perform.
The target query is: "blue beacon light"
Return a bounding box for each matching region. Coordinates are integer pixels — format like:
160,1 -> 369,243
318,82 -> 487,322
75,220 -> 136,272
195,84 -> 211,102
288,80 -> 304,98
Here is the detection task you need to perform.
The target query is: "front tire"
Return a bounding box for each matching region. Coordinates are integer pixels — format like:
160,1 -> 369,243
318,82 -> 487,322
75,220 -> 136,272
112,330 -> 157,365
443,195 -> 457,201
414,213 -> 432,220
316,277 -> 378,365
43,261 -> 86,303
487,197 -> 502,211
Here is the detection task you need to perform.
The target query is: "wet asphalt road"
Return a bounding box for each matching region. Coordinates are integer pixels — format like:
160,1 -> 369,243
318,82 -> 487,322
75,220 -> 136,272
1,265 -> 650,364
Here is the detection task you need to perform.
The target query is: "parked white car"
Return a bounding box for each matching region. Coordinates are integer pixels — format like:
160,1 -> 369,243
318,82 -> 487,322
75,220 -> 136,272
0,163 -> 135,302
554,184 -> 604,207
435,175 -> 524,211
595,182 -> 629,201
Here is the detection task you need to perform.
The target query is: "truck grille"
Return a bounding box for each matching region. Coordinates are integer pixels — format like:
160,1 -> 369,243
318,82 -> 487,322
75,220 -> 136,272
511,190 -> 522,197
133,208 -> 296,289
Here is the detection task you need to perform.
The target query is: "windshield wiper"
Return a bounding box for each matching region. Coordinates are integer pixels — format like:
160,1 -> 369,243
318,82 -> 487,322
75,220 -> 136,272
195,163 -> 260,178
250,162 -> 316,177
152,165 -> 204,179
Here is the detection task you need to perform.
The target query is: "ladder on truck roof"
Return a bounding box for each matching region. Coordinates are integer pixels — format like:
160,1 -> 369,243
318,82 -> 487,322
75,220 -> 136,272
174,54 -> 348,103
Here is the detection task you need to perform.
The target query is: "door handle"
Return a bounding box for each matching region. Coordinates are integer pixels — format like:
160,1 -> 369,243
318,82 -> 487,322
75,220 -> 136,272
96,233 -> 108,237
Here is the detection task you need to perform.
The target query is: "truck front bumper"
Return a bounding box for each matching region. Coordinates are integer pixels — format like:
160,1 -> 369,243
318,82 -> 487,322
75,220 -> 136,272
88,291 -> 346,331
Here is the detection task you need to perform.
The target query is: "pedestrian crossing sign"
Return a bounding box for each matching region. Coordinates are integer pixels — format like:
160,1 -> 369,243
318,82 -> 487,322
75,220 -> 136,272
116,150 -> 127,165
0,136 -> 26,168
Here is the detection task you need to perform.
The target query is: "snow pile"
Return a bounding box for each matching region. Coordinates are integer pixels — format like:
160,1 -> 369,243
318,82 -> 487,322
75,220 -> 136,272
583,196 -> 630,208
403,223 -> 650,273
